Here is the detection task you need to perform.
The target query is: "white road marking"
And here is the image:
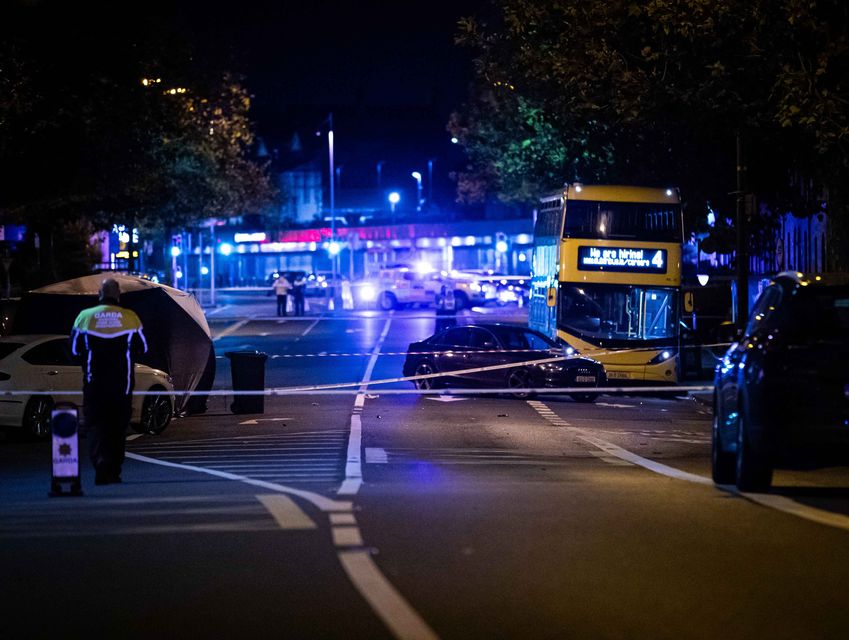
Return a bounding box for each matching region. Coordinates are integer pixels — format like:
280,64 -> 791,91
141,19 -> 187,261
366,447 -> 389,463
127,447 -> 437,640
339,316 -> 392,496
589,450 -> 635,466
528,401 -> 849,533
330,513 -> 357,525
301,317 -> 321,337
332,525 -> 364,547
239,417 -> 292,425
595,402 -> 636,408
213,317 -> 252,341
205,304 -> 232,316
256,494 -> 317,530
338,550 -> 440,640
737,492 -> 849,532
126,433 -> 145,441
425,396 -> 469,402
339,414 -> 363,495
126,452 -> 350,513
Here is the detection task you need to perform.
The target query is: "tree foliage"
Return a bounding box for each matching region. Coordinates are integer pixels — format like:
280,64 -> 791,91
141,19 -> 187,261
450,0 -> 849,265
0,3 -> 277,282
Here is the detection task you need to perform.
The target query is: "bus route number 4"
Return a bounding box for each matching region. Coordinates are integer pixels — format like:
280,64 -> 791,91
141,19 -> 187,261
651,250 -> 664,269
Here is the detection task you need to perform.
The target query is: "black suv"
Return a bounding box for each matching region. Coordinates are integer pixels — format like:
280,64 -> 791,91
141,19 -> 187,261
712,272 -> 849,491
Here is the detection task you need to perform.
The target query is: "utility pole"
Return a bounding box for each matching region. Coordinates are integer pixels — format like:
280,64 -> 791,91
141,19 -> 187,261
735,131 -> 749,328
328,113 -> 336,284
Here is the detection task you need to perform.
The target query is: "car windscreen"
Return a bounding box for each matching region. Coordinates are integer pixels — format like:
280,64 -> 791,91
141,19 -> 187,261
787,287 -> 849,341
0,343 -> 24,361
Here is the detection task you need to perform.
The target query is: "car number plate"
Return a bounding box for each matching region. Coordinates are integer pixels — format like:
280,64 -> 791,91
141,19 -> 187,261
607,371 -> 630,379
575,375 -> 596,383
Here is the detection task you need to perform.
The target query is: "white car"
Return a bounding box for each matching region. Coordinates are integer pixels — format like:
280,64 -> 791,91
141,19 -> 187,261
0,334 -> 174,438
353,265 -> 443,310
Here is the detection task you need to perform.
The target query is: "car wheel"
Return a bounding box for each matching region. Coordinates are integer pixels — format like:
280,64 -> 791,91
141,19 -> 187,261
23,395 -> 54,440
414,361 -> 439,390
735,407 -> 773,492
570,393 -> 598,403
506,368 -> 534,399
711,394 -> 736,484
137,387 -> 173,435
379,292 -> 397,311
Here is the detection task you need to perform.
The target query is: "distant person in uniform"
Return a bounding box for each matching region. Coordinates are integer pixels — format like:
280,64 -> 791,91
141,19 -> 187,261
71,278 -> 148,485
271,273 -> 292,317
293,273 -> 307,316
435,284 -> 457,332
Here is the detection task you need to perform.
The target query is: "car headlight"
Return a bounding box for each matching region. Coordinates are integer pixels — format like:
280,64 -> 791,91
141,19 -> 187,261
470,283 -> 481,292
539,363 -> 565,373
360,284 -> 377,302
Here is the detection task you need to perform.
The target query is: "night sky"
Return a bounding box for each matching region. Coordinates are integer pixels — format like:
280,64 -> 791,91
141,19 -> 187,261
5,0 -> 486,206
188,0 -> 486,202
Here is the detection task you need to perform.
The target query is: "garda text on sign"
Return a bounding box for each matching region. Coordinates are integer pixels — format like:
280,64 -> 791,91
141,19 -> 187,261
577,246 -> 667,274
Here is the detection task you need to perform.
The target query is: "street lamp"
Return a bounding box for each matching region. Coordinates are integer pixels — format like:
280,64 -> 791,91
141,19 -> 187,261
388,191 -> 400,225
170,245 -> 182,288
411,171 -> 423,212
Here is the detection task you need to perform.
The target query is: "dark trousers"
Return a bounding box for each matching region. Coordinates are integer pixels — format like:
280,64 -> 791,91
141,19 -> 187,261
276,294 -> 288,316
85,391 -> 132,479
293,290 -> 305,316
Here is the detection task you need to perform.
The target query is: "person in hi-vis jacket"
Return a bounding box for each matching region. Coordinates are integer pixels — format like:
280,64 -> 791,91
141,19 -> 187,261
71,279 -> 148,485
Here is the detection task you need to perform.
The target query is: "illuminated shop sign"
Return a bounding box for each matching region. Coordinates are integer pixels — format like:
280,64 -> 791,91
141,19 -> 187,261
577,246 -> 667,273
234,232 -> 267,243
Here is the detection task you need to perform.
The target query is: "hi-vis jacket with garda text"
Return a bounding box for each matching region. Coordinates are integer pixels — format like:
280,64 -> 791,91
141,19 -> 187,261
70,304 -> 148,395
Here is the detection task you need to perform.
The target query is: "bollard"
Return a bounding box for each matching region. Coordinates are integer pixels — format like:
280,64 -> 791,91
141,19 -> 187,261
49,402 -> 83,497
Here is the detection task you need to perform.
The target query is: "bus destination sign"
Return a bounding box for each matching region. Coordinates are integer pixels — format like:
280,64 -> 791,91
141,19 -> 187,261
577,246 -> 667,274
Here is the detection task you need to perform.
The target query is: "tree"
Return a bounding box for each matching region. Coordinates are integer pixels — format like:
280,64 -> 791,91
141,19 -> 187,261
0,3 -> 278,284
450,0 -> 849,268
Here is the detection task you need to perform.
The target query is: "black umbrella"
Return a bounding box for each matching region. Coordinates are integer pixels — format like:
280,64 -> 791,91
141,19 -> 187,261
13,274 -> 214,414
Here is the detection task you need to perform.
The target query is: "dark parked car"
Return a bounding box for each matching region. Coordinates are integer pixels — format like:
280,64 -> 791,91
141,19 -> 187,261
403,323 -> 606,401
712,272 -> 849,491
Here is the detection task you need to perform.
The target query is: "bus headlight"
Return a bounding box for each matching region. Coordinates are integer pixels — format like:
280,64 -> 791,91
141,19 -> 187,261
647,349 -> 676,364
360,284 -> 377,302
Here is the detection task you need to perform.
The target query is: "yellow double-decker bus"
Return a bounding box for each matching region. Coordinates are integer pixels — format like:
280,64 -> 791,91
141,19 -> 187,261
529,184 -> 683,383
